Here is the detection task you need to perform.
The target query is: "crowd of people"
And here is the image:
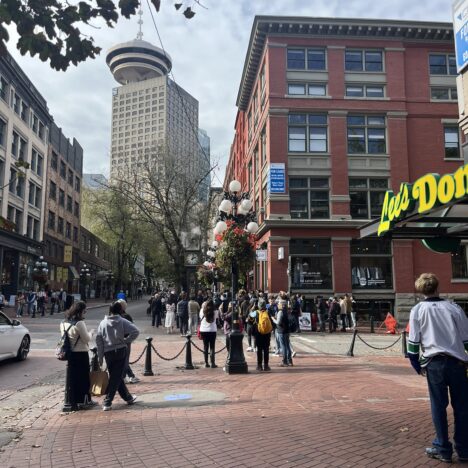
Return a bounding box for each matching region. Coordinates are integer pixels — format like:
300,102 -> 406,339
12,289 -> 68,317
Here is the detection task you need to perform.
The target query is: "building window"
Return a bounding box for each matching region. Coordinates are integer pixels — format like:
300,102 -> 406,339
12,93 -> 20,114
349,178 -> 388,219
289,177 -> 329,219
345,50 -> 383,72
351,239 -> 393,289
452,244 -> 468,279
28,182 -> 41,208
7,206 -> 23,234
60,160 -> 66,179
67,195 -> 72,212
11,131 -> 26,159
67,169 -> 74,185
0,118 -> 5,146
261,127 -> 267,164
287,83 -> 327,96
347,115 -> 386,154
51,151 -> 58,171
31,149 -> 43,175
287,48 -> 326,70
57,217 -> 64,234
15,176 -> 24,198
431,87 -> 457,100
20,102 -> 28,122
444,126 -> 460,158
49,181 -> 57,200
346,84 -> 384,98
75,176 -> 81,192
66,222 -> 71,239
290,239 -> 332,290
48,211 -> 55,230
59,189 -> 65,207
429,53 -> 456,75
73,226 -> 78,242
0,76 -> 7,101
288,114 -> 327,153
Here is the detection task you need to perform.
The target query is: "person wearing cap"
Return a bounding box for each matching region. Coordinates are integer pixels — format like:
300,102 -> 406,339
408,273 -> 468,464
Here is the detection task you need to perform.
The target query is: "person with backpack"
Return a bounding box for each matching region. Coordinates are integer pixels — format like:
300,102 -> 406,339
59,301 -> 96,410
272,300 -> 292,367
246,301 -> 258,352
253,299 -> 273,371
96,301 -> 139,411
199,298 -> 219,368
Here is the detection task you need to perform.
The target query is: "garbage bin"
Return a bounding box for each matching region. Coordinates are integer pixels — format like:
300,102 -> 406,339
65,294 -> 74,311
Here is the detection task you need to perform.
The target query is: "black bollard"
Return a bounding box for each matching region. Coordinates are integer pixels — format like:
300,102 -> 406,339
62,361 -> 73,412
143,337 -> 154,376
184,335 -> 194,370
370,316 -> 375,334
346,329 -> 358,357
402,330 -> 409,358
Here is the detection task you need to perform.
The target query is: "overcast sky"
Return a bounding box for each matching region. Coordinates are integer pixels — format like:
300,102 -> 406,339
6,0 -> 455,186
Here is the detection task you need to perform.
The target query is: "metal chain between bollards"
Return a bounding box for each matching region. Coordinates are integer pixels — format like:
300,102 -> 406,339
356,333 -> 402,350
151,342 -> 187,361
129,345 -> 147,365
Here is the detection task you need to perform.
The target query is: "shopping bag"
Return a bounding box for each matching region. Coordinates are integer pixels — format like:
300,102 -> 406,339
89,369 -> 109,396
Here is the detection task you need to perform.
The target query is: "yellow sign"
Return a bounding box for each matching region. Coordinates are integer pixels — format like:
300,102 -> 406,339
56,267 -> 63,282
378,163 -> 468,236
64,245 -> 73,263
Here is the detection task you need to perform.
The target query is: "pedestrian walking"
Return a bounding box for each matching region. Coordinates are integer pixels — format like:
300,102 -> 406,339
317,296 -> 327,332
59,288 -> 66,311
27,290 -> 37,317
116,299 -> 140,385
267,295 -> 280,355
188,295 -> 200,335
96,301 -> 139,411
339,296 -> 347,332
151,293 -> 163,327
246,302 -> 258,352
199,298 -> 219,368
350,295 -> 357,328
253,299 -> 273,371
408,273 -> 468,464
16,292 -> 25,317
272,300 -> 292,366
177,292 -> 189,336
328,297 -> 338,333
59,301 -> 96,410
164,293 -> 177,334
37,289 -> 46,317
220,302 -> 233,354
345,293 -> 353,329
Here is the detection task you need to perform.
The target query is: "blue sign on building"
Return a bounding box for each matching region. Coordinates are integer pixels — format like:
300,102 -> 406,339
268,163 -> 286,193
453,0 -> 468,73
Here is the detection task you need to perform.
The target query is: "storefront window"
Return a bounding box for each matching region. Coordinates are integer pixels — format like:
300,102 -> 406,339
354,300 -> 394,322
290,239 -> 332,290
351,239 -> 393,289
1,249 -> 16,285
18,253 -> 34,291
452,244 -> 468,279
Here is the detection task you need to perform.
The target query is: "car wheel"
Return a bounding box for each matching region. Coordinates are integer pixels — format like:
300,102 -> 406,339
16,335 -> 30,361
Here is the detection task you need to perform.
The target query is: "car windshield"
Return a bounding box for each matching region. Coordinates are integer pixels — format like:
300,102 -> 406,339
0,312 -> 11,325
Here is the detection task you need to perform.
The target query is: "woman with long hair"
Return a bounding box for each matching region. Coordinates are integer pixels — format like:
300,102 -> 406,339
165,293 -> 177,334
59,301 -> 95,410
199,299 -> 219,368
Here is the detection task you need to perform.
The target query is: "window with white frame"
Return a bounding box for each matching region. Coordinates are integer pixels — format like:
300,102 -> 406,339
287,83 -> 327,96
347,115 -> 386,154
289,177 -> 330,219
349,178 -> 388,219
0,118 -> 6,147
431,87 -> 457,100
288,114 -> 328,153
429,53 -> 456,75
345,50 -> 383,72
287,48 -> 326,70
346,84 -> 384,98
444,126 -> 460,158
31,148 -> 43,175
0,76 -> 7,101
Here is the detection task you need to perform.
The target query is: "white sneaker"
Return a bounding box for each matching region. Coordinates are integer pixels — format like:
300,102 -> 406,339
292,351 -> 297,358
124,377 -> 131,384
129,377 -> 140,384
246,346 -> 253,352
102,405 -> 112,411
127,395 -> 138,405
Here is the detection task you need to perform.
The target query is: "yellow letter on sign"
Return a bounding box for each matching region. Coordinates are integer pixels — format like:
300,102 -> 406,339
412,174 -> 439,214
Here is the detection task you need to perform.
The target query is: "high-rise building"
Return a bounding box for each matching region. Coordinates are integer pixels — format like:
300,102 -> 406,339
198,128 -> 211,201
226,16 -> 463,320
106,38 -> 204,183
83,173 -> 108,190
0,52 -> 52,296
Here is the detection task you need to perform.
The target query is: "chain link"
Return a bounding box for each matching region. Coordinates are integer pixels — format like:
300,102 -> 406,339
190,339 -> 227,355
129,345 -> 147,365
151,343 -> 187,361
356,333 -> 401,350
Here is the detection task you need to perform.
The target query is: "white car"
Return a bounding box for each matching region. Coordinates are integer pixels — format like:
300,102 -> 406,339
0,311 -> 30,361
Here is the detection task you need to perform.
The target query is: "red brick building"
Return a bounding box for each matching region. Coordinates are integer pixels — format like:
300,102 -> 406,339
225,16 -> 466,320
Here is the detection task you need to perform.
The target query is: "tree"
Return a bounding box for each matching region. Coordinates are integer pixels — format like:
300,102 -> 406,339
109,144 -> 214,292
0,0 -> 203,71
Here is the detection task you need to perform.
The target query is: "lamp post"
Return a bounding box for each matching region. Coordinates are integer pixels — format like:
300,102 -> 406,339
213,179 -> 259,374
106,271 -> 114,302
33,256 -> 49,286
79,264 -> 91,300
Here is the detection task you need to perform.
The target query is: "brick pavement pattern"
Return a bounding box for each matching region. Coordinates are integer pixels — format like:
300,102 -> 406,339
0,330 -> 456,468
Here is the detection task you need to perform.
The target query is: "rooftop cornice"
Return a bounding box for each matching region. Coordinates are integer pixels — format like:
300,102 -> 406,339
236,16 -> 454,111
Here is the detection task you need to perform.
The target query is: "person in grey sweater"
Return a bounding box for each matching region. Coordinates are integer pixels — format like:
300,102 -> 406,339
96,301 -> 140,411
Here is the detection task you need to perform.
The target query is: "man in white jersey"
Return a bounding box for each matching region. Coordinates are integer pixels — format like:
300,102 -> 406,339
408,273 -> 468,464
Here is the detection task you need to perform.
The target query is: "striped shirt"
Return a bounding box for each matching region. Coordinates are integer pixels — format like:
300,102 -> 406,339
408,297 -> 468,365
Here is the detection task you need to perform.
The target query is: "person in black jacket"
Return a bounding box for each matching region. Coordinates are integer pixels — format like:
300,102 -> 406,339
151,293 -> 163,327
177,292 -> 189,336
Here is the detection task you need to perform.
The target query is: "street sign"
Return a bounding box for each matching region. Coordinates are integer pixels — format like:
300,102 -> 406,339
268,163 -> 286,193
256,249 -> 267,261
453,0 -> 468,73
64,245 -> 72,263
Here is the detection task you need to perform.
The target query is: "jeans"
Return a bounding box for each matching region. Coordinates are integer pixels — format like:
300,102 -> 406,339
16,304 -> 23,317
426,355 -> 468,459
274,329 -> 281,353
340,314 -> 347,331
179,316 -> 188,335
151,311 -> 161,327
350,312 -> 357,328
189,313 -> 198,335
256,333 -> 270,369
318,314 -> 326,332
124,343 -> 135,379
103,347 -> 132,407
278,333 -> 292,364
201,331 -> 217,365
247,323 -> 256,348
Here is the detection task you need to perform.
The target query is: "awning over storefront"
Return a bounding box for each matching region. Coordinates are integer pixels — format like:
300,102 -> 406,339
69,266 -> 79,279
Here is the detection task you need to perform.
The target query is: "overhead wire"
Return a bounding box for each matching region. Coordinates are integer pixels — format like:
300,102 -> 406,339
144,0 -> 225,187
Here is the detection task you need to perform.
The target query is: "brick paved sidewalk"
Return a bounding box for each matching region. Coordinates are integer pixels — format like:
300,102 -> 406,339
0,333 -> 456,468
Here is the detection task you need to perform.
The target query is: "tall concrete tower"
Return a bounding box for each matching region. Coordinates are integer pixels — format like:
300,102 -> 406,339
106,18 -> 205,184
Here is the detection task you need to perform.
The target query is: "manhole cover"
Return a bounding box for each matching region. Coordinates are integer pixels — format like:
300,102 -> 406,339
140,389 -> 226,408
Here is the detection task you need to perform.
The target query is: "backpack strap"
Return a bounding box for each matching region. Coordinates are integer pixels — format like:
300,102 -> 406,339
64,321 -> 81,349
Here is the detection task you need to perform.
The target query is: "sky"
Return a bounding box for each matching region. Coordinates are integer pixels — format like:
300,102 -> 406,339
5,0 -> 456,186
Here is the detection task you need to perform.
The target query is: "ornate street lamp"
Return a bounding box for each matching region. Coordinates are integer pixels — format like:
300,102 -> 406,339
32,256 -> 49,287
79,264 -> 91,300
215,179 -> 258,374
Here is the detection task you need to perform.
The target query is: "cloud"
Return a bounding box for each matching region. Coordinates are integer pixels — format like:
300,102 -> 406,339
6,0 -> 454,183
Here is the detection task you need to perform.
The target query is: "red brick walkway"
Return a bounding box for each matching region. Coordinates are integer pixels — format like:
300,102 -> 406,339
0,336 -> 455,468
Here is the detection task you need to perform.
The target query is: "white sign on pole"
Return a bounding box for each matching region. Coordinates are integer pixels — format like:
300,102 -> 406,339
256,249 -> 267,261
